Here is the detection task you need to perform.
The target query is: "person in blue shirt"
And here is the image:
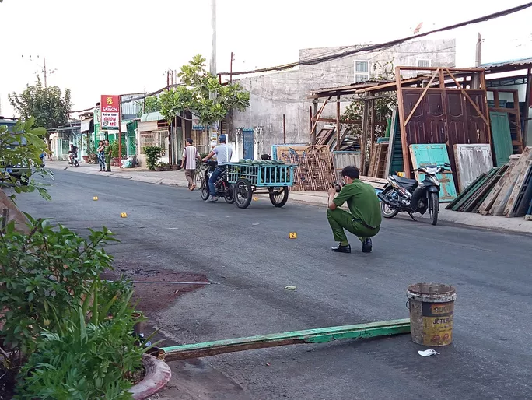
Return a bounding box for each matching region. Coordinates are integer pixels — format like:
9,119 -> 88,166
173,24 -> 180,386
202,135 -> 233,202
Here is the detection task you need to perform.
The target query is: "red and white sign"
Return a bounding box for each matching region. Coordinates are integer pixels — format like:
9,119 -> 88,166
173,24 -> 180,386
100,95 -> 120,128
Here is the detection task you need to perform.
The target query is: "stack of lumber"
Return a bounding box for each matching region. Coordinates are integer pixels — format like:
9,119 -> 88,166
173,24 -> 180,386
289,146 -> 336,191
368,142 -> 389,178
446,146 -> 532,219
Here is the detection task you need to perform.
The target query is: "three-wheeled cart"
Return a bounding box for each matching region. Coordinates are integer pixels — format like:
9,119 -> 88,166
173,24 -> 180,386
226,161 -> 296,209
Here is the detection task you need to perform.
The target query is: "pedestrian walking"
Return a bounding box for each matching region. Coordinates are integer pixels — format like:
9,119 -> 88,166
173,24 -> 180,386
97,141 -> 106,171
326,166 -> 382,253
181,138 -> 200,190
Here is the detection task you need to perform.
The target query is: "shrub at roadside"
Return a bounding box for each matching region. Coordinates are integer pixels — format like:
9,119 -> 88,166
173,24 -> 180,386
0,216 -> 116,359
143,146 -> 161,170
15,280 -> 145,400
0,217 -> 147,399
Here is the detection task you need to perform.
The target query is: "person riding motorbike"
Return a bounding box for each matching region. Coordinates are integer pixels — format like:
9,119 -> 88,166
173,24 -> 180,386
202,135 -> 233,202
68,144 -> 78,163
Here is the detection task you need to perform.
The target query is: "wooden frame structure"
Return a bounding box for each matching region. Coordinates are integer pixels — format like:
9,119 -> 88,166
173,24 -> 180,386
487,88 -> 525,154
393,66 -> 491,179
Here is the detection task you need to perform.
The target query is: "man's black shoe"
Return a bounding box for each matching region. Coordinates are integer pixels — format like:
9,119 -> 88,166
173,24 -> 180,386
362,238 -> 373,253
331,244 -> 351,253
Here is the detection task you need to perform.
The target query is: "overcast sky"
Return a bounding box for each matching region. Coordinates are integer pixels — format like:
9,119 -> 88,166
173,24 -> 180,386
1,0 -> 531,117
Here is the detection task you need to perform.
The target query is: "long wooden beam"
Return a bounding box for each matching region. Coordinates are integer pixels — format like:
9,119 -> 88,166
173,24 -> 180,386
162,318 -> 410,361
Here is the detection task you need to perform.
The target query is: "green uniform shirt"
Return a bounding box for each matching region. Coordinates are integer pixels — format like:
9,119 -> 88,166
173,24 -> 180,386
333,180 -> 382,229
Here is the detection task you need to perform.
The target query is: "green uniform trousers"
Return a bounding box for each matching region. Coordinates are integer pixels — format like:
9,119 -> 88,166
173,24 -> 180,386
327,208 -> 380,243
106,154 -> 111,172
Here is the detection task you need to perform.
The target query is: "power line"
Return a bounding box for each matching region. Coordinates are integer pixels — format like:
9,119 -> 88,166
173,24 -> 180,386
218,2 -> 532,76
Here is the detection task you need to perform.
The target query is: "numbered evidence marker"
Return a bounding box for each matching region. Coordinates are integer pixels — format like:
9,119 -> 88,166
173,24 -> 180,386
120,212 -> 128,218
93,196 -> 99,201
289,232 -> 297,239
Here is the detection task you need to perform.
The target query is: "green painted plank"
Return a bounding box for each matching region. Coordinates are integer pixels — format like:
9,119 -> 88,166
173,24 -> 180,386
162,319 -> 410,360
490,111 -> 513,167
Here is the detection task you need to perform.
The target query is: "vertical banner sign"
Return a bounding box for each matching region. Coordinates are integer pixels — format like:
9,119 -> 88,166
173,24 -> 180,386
100,95 -> 120,128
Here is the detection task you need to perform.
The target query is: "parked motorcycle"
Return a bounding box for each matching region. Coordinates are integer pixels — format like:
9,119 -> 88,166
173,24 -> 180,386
377,163 -> 450,226
199,160 -> 234,203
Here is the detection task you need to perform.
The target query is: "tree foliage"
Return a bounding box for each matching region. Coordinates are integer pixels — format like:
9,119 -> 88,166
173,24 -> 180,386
8,78 -> 72,144
0,118 -> 51,200
159,55 -> 250,126
136,96 -> 160,117
342,60 -> 397,137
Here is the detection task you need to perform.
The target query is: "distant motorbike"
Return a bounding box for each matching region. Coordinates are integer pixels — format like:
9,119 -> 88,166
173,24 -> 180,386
68,152 -> 79,167
200,160 -> 234,203
377,164 -> 450,226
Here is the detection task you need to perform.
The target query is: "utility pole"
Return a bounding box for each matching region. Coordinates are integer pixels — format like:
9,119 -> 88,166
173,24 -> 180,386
473,33 -> 482,88
22,55 -> 56,87
43,58 -> 48,88
475,33 -> 482,67
210,0 -> 217,75
230,52 -> 234,83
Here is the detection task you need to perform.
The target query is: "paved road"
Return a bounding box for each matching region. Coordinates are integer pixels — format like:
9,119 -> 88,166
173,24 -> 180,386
16,170 -> 532,399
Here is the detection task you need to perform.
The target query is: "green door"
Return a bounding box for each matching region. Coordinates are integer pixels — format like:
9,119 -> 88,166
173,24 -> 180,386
489,111 -> 513,167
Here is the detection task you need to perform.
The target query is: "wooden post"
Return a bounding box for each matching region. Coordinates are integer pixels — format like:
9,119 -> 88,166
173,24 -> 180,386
524,68 -> 532,146
283,114 -> 286,144
361,100 -> 369,174
162,318 -> 410,361
312,100 -> 318,144
395,66 -> 412,178
336,96 -> 341,150
369,98 -> 376,168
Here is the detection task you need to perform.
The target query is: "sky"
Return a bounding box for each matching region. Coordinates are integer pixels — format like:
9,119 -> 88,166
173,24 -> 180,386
1,0 -> 532,117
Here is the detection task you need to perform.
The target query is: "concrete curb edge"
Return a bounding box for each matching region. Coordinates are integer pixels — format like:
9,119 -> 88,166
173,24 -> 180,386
130,353 -> 172,400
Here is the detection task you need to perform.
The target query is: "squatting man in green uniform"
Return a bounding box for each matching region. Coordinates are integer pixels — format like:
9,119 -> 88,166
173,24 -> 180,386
326,166 -> 382,253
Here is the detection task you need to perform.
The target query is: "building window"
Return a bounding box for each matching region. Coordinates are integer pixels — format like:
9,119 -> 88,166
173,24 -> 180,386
417,59 -> 430,68
354,60 -> 369,82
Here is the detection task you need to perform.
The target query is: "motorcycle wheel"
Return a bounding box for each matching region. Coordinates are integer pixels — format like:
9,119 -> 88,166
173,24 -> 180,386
429,192 -> 439,226
224,184 -> 235,204
381,202 -> 398,218
200,178 -> 210,201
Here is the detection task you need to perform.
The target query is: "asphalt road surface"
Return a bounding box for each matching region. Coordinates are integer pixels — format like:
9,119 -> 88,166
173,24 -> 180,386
15,170 -> 532,400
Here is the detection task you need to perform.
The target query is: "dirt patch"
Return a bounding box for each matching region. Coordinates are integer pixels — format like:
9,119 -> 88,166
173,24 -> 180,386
101,262 -> 208,317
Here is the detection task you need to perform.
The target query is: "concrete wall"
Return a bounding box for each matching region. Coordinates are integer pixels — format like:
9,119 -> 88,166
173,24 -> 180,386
232,39 -> 456,158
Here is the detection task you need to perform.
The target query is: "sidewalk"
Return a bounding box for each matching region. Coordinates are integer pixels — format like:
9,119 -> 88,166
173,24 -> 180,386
47,161 -> 532,234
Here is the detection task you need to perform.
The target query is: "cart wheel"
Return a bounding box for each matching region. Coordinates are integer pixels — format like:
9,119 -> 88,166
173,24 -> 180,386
268,186 -> 289,207
200,178 -> 210,201
234,179 -> 252,209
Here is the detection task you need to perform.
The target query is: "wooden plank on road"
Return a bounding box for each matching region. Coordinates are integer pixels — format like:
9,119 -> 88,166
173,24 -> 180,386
162,318 -> 410,361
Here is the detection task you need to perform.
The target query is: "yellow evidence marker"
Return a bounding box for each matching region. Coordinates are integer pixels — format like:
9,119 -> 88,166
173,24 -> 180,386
93,196 -> 99,201
289,232 -> 297,239
120,212 -> 128,218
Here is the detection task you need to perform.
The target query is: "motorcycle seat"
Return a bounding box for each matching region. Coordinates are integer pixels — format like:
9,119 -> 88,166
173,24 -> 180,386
393,176 -> 418,186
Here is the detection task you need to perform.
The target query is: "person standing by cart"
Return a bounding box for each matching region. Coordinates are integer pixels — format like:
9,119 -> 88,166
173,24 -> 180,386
326,166 -> 381,253
181,138 -> 200,190
202,134 -> 233,202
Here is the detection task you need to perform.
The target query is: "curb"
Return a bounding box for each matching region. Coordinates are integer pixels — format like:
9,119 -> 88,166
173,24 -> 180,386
130,354 -> 172,400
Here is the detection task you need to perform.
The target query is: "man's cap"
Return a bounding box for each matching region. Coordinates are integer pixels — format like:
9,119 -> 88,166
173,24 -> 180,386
219,134 -> 227,142
186,138 -> 193,144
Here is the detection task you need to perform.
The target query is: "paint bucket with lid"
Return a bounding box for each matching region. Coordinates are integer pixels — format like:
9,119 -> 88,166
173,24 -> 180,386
407,283 -> 457,347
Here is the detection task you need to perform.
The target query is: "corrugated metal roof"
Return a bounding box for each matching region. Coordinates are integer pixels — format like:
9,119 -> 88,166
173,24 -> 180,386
140,111 -> 164,122
481,57 -> 532,69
